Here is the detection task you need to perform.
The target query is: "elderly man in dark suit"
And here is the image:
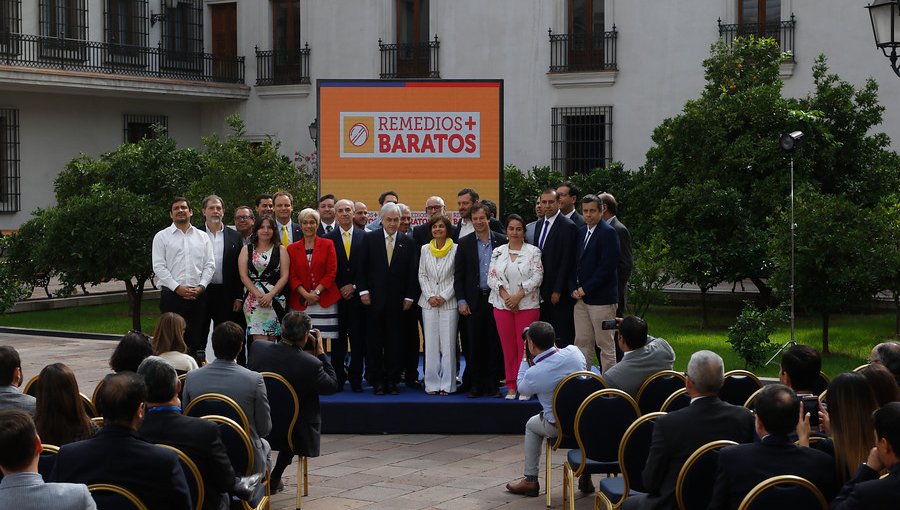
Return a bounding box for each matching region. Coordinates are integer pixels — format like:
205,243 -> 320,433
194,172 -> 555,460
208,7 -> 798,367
831,402 -> 900,510
708,384 -> 836,510
50,372 -> 191,510
535,188 -> 578,347
137,356 -> 261,510
249,311 -> 339,493
0,410 -> 95,510
601,316 -> 675,398
570,194 -> 620,371
357,202 -> 419,395
455,204 -> 507,398
622,351 -> 755,510
183,322 -> 271,474
412,196 -> 446,247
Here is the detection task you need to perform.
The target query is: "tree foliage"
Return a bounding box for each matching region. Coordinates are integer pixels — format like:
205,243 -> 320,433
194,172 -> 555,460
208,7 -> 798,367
727,301 -> 787,369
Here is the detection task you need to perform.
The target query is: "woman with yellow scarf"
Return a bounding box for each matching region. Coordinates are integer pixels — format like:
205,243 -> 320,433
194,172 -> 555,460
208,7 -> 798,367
417,214 -> 459,395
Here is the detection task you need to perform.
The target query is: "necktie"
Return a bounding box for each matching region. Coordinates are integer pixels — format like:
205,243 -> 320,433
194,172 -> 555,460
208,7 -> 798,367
343,231 -> 351,259
326,225 -> 333,233
584,229 -> 592,250
386,234 -> 394,266
281,225 -> 290,246
538,220 -> 550,250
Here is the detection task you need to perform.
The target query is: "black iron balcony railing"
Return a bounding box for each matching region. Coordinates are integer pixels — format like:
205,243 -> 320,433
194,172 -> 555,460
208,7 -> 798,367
0,33 -> 245,84
379,35 -> 439,79
255,44 -> 311,86
717,14 -> 796,61
548,28 -> 618,73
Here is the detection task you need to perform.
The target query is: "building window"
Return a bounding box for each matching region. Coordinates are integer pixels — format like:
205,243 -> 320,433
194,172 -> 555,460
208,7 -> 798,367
124,114 -> 167,143
551,106 -> 612,176
0,108 -> 20,213
569,0 -> 604,68
719,1 -> 793,61
0,0 -> 21,54
738,0 -> 780,27
39,0 -> 88,40
272,0 -> 300,54
379,0 -> 438,79
162,0 -> 202,56
105,0 -> 148,48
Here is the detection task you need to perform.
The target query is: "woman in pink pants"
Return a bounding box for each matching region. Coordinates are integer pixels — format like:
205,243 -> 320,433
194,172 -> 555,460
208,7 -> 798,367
488,214 -> 544,400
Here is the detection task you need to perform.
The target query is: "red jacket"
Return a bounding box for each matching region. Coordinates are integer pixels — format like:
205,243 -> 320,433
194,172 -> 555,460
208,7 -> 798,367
286,236 -> 339,310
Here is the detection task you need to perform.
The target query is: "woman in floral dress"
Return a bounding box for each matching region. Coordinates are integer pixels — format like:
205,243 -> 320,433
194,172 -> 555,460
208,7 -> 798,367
239,215 -> 290,340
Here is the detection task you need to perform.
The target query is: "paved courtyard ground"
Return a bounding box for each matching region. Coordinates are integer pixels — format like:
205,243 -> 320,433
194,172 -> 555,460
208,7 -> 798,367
3,332 -> 598,510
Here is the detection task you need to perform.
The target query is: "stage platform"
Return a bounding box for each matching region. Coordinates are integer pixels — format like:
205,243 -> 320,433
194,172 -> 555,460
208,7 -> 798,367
321,382 -> 541,435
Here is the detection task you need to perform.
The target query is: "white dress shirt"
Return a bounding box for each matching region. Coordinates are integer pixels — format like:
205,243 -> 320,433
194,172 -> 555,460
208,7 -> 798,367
151,223 -> 215,291
205,224 -> 225,285
457,219 -> 475,239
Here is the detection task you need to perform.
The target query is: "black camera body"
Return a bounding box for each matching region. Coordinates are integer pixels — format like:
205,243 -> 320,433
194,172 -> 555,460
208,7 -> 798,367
601,319 -> 617,330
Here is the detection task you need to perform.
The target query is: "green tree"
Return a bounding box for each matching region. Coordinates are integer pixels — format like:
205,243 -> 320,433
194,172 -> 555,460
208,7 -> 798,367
626,233 -> 671,318
500,165 -> 562,223
872,194 -> 900,337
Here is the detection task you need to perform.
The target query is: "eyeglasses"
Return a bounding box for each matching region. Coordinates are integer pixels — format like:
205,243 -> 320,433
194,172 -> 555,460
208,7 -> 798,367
235,216 -> 254,221
426,205 -> 443,210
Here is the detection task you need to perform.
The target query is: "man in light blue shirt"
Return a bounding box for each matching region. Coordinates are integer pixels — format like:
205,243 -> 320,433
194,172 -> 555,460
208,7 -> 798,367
506,321 -> 586,497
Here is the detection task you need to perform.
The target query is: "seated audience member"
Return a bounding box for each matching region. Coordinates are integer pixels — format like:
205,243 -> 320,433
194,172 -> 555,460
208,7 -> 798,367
0,409 -> 96,510
831,402 -> 900,510
505,321 -> 586,497
807,372 -> 879,486
151,312 -> 199,373
183,321 -> 271,475
0,346 -> 35,415
779,344 -> 823,431
108,331 -> 153,373
870,341 -> 900,385
622,350 -> 755,510
860,364 -> 900,406
248,311 -> 338,492
35,363 -> 98,446
137,356 -> 261,510
601,316 -> 675,398
708,384 -> 836,510
50,372 -> 191,510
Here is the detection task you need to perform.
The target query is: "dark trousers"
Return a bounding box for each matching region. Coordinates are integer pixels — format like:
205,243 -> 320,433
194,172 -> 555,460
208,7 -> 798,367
540,295 -> 575,347
365,305 -> 403,388
335,297 -> 366,385
160,287 -> 209,360
400,306 -> 421,383
466,292 -> 501,393
204,283 -> 248,364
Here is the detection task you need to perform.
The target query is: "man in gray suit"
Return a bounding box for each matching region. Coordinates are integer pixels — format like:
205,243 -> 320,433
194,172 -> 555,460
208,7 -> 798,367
599,193 -> 633,318
183,321 -> 272,474
0,409 -> 95,510
0,346 -> 35,416
601,316 -> 675,398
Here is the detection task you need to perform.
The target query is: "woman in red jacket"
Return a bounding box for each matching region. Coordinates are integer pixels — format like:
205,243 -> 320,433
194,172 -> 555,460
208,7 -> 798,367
287,208 -> 340,343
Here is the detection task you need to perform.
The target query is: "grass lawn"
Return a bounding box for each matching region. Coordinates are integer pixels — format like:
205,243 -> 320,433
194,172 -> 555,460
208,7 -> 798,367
0,301 -> 892,379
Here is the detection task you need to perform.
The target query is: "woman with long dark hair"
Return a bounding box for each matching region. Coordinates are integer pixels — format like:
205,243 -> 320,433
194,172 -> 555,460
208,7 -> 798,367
34,363 -> 98,446
239,215 -> 290,341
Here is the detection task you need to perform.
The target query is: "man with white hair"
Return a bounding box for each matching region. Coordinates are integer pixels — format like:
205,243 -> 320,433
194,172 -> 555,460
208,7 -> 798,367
397,203 -> 413,235
357,203 -> 419,395
412,196 -> 446,247
622,350 -> 755,510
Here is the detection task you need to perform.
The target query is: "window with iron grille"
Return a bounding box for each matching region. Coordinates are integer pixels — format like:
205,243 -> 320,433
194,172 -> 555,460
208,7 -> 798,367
124,114 -> 167,144
162,0 -> 202,56
0,108 -> 20,213
0,0 -> 21,54
105,0 -> 148,48
39,0 -> 88,40
551,106 -> 612,176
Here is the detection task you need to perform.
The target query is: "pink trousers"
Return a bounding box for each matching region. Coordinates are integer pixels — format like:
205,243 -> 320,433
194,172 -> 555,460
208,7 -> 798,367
493,307 -> 541,392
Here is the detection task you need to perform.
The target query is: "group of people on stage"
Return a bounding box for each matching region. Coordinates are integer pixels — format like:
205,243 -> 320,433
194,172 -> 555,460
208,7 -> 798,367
149,181 -> 634,398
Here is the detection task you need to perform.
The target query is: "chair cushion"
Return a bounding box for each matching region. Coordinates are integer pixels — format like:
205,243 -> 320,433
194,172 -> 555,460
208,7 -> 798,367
599,477 -> 646,504
566,449 -> 620,475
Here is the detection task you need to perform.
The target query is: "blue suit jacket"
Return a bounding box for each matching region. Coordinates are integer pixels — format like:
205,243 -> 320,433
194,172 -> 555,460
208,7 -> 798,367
570,221 -> 619,306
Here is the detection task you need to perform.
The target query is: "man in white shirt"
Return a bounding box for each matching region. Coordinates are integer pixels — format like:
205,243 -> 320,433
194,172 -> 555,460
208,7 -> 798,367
273,191 -> 302,246
317,194 -> 337,236
152,197 -> 215,361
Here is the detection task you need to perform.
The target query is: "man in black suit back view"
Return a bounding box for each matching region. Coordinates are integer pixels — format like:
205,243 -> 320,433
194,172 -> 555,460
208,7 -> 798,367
622,350 -> 755,510
831,402 -> 900,510
535,188 -> 578,347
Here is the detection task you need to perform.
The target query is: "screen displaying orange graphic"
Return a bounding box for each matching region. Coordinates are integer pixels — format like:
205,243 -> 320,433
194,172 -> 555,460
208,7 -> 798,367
318,80 -> 503,223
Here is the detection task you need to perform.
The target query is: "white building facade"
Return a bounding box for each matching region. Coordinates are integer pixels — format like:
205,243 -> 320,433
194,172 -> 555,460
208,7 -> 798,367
1,0 -> 896,229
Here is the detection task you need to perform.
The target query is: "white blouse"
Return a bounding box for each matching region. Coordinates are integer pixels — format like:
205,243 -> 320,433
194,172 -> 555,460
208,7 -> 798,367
418,244 -> 458,310
487,243 -> 543,311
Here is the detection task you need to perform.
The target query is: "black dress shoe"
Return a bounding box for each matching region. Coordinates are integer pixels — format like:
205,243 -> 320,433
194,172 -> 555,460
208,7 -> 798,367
232,473 -> 263,500
389,384 -> 400,395
351,381 -> 363,393
374,385 -> 385,395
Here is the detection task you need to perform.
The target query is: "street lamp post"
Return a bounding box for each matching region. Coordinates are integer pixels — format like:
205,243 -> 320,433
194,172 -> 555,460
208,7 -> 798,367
308,118 -> 318,147
867,0 -> 900,77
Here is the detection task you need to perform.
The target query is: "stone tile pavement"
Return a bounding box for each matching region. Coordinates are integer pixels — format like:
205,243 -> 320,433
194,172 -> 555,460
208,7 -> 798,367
2,332 -> 600,510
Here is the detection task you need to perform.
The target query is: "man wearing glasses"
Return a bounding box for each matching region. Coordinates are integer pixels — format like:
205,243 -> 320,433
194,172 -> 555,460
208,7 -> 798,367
232,206 -> 255,245
412,196 -> 446,247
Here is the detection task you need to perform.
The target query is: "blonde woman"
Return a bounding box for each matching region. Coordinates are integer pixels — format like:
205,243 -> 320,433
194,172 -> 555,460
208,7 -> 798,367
151,312 -> 199,372
418,215 -> 458,395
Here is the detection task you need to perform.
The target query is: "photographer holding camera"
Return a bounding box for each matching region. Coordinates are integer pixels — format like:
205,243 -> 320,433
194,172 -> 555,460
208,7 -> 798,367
506,321 -> 586,497
601,316 -> 675,398
248,311 -> 339,492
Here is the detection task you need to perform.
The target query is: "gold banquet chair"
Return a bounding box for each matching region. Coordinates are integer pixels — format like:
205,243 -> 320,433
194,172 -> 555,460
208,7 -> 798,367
88,483 -> 149,510
201,415 -> 270,510
737,475 -> 827,510
675,440 -> 737,510
157,444 -> 206,510
261,372 -> 308,510
184,393 -> 252,436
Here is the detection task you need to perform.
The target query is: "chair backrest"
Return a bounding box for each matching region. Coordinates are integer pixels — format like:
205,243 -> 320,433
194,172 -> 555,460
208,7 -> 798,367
574,389 -> 640,466
675,440 -> 738,510
91,378 -> 106,409
177,373 -> 187,402
852,363 -> 870,373
261,372 -> 300,453
737,475 -> 828,510
720,370 -> 763,406
660,388 -> 690,412
743,387 -> 764,409
550,371 -> 607,450
38,444 -> 59,481
88,483 -> 149,510
23,375 -> 40,397
201,414 -> 254,477
24,376 -> 96,417
184,393 -> 251,435
812,371 -> 830,395
80,392 -> 97,418
636,370 -> 686,414
617,412 -> 665,502
157,444 -> 205,510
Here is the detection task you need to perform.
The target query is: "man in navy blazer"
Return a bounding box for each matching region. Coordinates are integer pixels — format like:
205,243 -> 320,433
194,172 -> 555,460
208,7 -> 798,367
357,203 -> 419,395
708,384 -> 836,510
325,199 -> 368,391
569,194 -> 619,371
455,204 -> 507,397
535,188 -> 578,347
50,372 -> 191,510
316,194 -> 338,236
273,191 -> 303,246
557,181 -> 586,228
831,402 -> 900,510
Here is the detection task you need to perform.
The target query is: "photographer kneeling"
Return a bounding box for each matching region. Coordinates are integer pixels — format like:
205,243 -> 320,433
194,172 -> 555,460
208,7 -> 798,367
248,311 -> 339,492
506,321 -> 586,497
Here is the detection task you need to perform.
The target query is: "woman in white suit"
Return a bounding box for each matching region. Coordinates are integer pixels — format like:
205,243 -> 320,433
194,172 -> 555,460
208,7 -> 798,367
418,214 -> 459,395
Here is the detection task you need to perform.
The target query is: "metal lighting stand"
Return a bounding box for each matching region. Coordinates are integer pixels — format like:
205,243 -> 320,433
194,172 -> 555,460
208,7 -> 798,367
766,147 -> 798,366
